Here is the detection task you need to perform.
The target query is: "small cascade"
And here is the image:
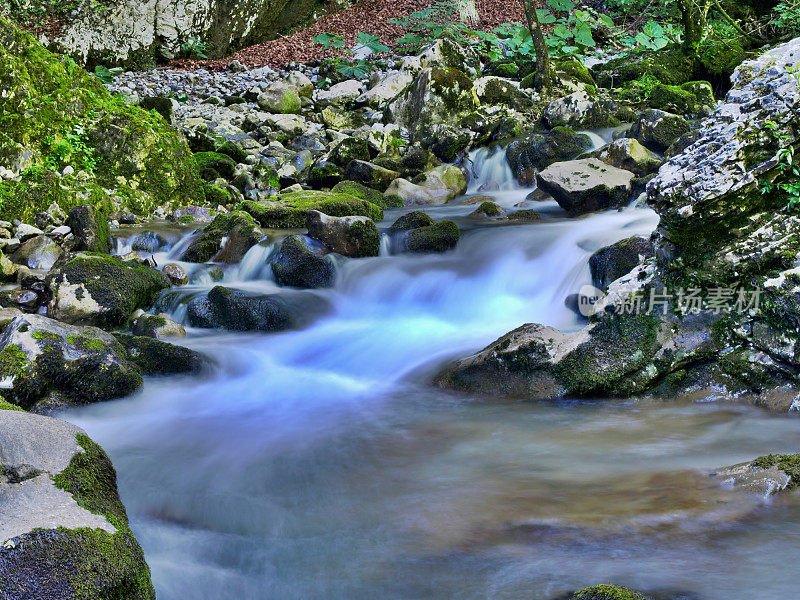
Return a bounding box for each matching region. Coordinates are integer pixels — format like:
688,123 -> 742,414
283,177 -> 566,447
466,146 -> 520,193
226,242 -> 277,282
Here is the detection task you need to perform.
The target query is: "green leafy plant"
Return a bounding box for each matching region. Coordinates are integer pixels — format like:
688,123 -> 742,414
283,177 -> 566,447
180,36 -> 209,59
356,32 -> 390,54
772,0 -> 800,36
760,120 -> 800,211
41,124 -> 98,175
634,20 -> 672,50
92,64 -> 123,84
312,32 -> 346,49
313,31 -> 391,79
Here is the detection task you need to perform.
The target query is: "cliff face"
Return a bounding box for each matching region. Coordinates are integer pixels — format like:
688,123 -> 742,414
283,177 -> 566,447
38,0 -> 325,68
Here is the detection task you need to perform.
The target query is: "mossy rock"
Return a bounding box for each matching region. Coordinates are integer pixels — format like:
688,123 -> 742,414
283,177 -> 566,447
648,81 -> 714,115
114,333 -> 207,376
0,418 -> 155,600
555,58 -> 595,86
239,191 -> 383,229
592,46 -> 697,88
0,14 -> 204,222
390,210 -> 435,231
180,211 -> 262,264
750,453 -> 800,488
215,141 -> 249,164
404,220 -> 460,253
332,180 -> 401,208
66,204 -> 111,253
203,183 -> 234,205
571,584 -> 649,600
0,397 -> 23,411
0,313 -> 143,409
46,253 -> 171,328
194,151 -> 237,181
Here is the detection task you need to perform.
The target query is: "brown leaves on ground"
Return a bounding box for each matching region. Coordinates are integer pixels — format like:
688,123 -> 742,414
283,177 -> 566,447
173,0 -> 526,70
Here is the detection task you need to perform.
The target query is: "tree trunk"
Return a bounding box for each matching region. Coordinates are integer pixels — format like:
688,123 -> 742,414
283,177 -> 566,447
678,0 -> 709,56
520,0 -> 552,90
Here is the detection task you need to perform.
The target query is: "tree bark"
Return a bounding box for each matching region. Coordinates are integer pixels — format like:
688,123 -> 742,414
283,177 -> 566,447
520,0 -> 552,90
678,0 -> 709,56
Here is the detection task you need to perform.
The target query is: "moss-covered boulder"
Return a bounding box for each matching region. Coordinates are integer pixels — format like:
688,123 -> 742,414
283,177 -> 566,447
180,211 -> 263,264
344,160 -> 400,193
389,211 -> 436,231
648,81 -> 715,115
713,453 -> 800,496
65,204 -> 111,253
384,165 -> 467,206
592,45 -> 697,88
506,127 -> 593,185
629,109 -> 691,153
0,313 -> 142,410
46,253 -> 171,328
404,220 -> 460,253
331,180 -> 400,209
0,410 -> 155,599
306,210 -> 380,258
0,15 -> 204,222
239,191 -> 383,229
194,151 -> 237,181
271,235 -> 336,289
591,138 -> 662,175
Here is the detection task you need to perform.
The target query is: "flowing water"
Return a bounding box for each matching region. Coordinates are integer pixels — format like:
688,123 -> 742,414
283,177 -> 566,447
66,148 -> 800,600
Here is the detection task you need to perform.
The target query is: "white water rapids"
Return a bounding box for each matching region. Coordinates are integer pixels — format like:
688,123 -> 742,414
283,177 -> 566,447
65,146 -> 800,600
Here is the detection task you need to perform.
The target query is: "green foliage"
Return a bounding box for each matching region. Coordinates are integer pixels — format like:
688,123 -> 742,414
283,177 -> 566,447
92,64 -> 123,84
313,31 -> 391,79
772,0 -> 800,36
760,119 -> 800,212
40,123 -> 98,174
312,32 -> 346,49
180,36 -> 209,59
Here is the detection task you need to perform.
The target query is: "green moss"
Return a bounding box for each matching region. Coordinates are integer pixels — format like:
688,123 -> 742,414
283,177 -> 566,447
0,343 -> 27,377
751,453 -> 800,488
0,397 -> 23,410
429,67 -> 478,111
203,183 -> 233,205
593,45 -> 697,88
0,15 -> 203,221
31,330 -> 58,342
405,220 -> 460,253
556,59 -> 595,86
47,253 -> 171,328
239,191 -> 383,229
476,201 -> 502,216
193,151 -> 236,181
66,333 -> 109,352
180,210 -> 261,263
571,584 -> 648,600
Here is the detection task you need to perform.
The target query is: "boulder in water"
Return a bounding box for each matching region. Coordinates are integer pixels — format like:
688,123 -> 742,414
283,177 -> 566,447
404,220 -> 460,253
271,235 -> 336,289
306,211 -> 380,258
537,159 -> 635,215
506,127 -> 593,185
66,205 -> 111,254
131,231 -> 168,253
240,191 -> 383,229
384,165 -> 467,206
187,285 -> 295,332
131,311 -> 186,339
0,314 -> 142,410
589,236 -> 654,290
46,253 -> 171,328
180,211 -> 262,264
344,160 -> 400,192
0,409 -> 155,599
389,211 -> 436,231
114,333 -> 206,376
592,138 -> 662,175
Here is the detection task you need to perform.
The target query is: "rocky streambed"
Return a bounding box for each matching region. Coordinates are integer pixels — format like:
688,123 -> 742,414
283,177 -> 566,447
2,11 -> 800,600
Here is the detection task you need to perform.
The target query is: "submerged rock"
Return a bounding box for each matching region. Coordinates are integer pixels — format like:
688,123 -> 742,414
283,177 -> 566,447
537,159 -> 635,215
568,584 -> 649,600
404,221 -> 460,253
306,211 -> 380,258
271,235 -> 336,289
0,409 -> 155,599
712,453 -> 800,496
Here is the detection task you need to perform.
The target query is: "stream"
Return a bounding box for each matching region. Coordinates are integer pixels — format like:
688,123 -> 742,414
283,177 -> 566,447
63,143 -> 800,600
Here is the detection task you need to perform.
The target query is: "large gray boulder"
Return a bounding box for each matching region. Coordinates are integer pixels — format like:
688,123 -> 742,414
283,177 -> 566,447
537,158 -> 635,215
589,236 -> 654,290
592,138 -> 662,175
384,165 -> 467,206
506,127 -> 593,185
0,408 -> 155,599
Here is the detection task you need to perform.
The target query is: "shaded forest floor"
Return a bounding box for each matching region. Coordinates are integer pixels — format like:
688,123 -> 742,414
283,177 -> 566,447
174,0 -> 526,69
